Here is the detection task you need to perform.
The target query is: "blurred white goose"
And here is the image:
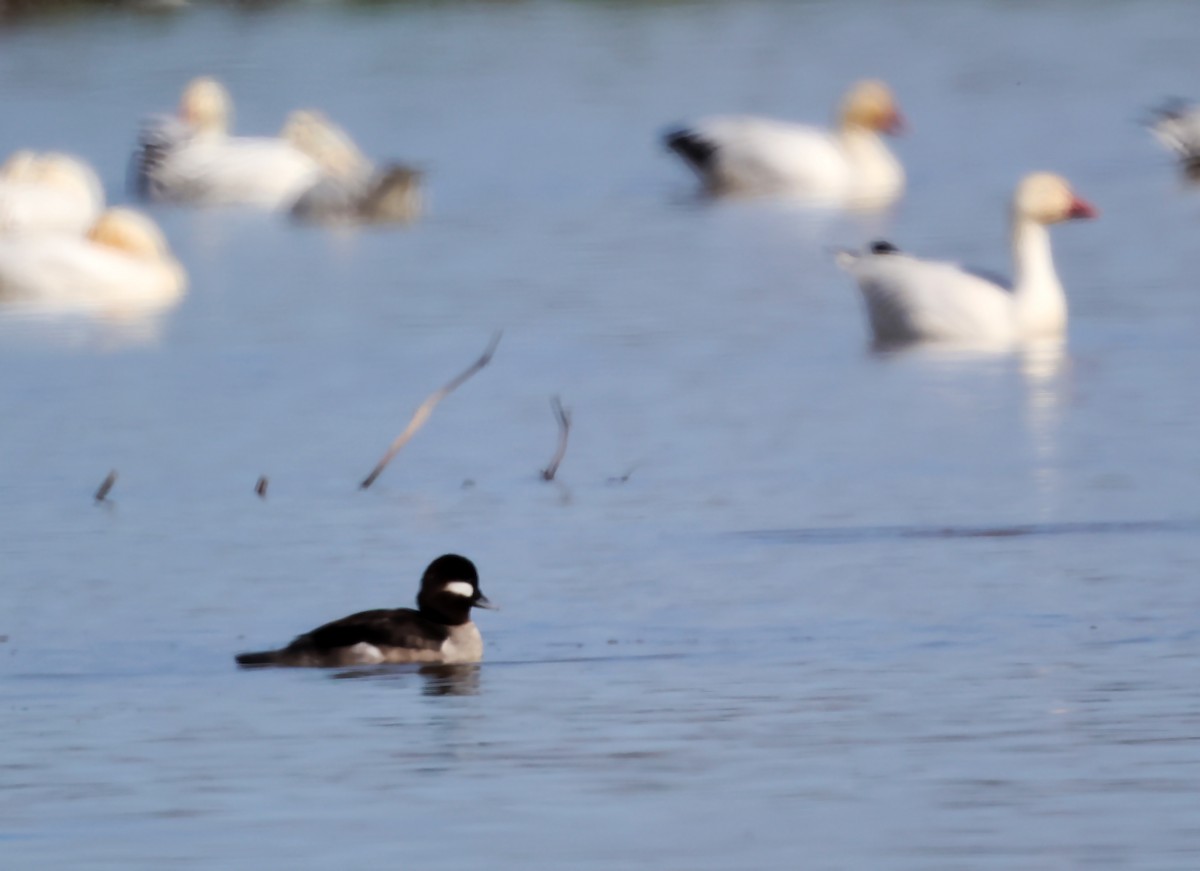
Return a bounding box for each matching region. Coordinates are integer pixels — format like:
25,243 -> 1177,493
133,76 -> 321,208
0,151 -> 104,235
837,173 -> 1096,346
284,110 -> 423,225
663,80 -> 905,206
1147,99 -> 1200,175
0,207 -> 186,310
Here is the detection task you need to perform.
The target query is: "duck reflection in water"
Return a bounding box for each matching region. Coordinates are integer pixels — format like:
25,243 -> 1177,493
331,663 -> 482,697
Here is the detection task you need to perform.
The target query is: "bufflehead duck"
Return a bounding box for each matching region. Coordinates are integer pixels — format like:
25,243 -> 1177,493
235,554 -> 495,668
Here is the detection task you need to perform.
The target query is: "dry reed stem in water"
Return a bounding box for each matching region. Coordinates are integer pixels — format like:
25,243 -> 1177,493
540,395 -> 571,481
607,464 -> 637,485
360,332 -> 502,490
94,470 -> 117,503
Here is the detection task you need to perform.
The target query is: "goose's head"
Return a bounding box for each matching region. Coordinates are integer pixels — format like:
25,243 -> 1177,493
87,208 -> 174,262
282,109 -> 369,180
1014,173 -> 1097,224
32,153 -> 103,204
839,80 -> 904,135
179,76 -> 231,136
0,150 -> 40,181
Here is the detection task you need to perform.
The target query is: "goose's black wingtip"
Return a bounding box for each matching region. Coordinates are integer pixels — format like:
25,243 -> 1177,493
663,127 -> 717,171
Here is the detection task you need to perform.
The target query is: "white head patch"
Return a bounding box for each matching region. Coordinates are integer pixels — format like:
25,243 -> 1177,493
442,580 -> 475,599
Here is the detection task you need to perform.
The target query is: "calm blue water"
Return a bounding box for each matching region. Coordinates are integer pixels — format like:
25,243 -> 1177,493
2,1 -> 1200,869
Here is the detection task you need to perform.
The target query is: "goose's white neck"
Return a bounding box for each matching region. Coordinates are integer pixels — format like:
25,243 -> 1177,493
1010,214 -> 1066,337
836,127 -> 902,205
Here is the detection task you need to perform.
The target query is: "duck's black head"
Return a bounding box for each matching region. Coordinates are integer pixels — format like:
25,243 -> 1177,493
416,554 -> 494,625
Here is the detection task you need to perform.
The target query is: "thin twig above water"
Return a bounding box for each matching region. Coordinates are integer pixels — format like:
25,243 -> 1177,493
94,469 -> 117,503
360,332 -> 502,490
540,395 -> 571,481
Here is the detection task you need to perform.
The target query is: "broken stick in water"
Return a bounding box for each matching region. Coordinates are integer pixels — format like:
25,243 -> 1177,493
540,395 -> 571,481
607,464 -> 638,485
95,469 -> 117,503
360,331 -> 502,490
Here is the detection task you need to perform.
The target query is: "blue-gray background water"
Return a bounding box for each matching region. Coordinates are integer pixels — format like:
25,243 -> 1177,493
2,1 -> 1199,868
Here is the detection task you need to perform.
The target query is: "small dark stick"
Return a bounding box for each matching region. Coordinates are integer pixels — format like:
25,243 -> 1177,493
360,331 -> 502,490
607,464 -> 638,485
540,395 -> 571,481
94,470 -> 118,503
255,476 -> 269,499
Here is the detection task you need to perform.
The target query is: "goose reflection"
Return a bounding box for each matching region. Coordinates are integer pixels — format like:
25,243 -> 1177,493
1020,337 -> 1070,511
0,305 -> 175,350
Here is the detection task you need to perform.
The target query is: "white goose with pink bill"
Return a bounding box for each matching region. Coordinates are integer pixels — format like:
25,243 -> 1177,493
837,173 -> 1097,347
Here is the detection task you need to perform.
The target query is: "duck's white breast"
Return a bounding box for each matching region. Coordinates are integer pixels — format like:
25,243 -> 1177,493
439,623 -> 483,664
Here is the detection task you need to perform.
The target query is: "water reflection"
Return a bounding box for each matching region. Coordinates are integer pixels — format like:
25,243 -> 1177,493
738,518 -> 1198,544
869,339 -> 1013,361
0,305 -> 175,351
1019,337 -> 1068,387
1019,338 -> 1069,514
331,663 -> 482,696
1,1 -> 1199,868
0,0 -> 186,24
867,337 -> 1071,517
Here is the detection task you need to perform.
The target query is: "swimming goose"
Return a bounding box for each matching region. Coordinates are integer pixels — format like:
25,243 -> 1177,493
1148,99 -> 1200,176
0,151 -> 104,235
837,173 -> 1096,346
0,207 -> 186,310
663,80 -> 905,206
283,110 -> 423,225
235,554 -> 495,668
133,76 -> 321,208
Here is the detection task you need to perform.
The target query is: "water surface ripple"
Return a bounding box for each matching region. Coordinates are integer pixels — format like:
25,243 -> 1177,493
2,1 -> 1200,869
